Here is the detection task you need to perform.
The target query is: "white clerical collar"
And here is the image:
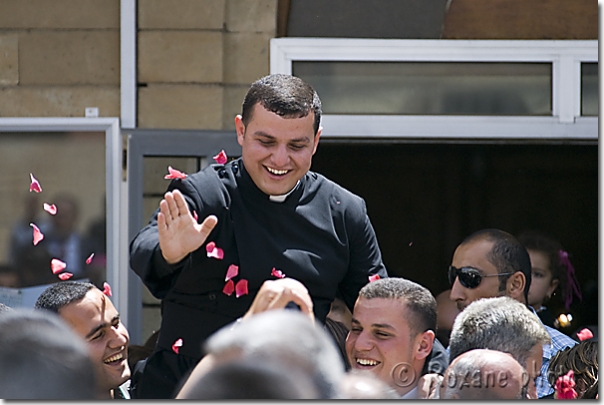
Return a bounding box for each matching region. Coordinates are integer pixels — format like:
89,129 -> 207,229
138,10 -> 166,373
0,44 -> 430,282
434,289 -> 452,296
269,180 -> 300,203
400,386 -> 419,399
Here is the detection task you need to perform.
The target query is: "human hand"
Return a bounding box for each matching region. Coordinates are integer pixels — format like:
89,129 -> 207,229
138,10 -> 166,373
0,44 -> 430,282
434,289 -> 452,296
417,373 -> 443,399
242,278 -> 314,323
157,189 -> 218,264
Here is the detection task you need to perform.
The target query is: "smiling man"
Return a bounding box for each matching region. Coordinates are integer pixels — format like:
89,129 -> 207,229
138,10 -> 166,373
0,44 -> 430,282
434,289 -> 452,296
129,74 -> 388,398
35,281 -> 131,399
346,278 -> 436,398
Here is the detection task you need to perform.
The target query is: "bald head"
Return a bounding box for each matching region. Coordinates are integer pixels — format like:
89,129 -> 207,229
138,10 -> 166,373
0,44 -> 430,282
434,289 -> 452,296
440,349 -> 529,400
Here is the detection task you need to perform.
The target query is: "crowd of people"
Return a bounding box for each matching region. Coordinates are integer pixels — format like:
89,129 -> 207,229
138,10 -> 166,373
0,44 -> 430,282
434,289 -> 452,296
0,74 -> 597,400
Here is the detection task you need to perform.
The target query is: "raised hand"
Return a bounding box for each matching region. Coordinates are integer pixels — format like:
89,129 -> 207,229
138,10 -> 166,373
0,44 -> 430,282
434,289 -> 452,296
157,189 -> 218,264
242,278 -> 315,323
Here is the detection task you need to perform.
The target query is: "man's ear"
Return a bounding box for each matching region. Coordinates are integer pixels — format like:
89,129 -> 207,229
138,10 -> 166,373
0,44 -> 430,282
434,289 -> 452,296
235,115 -> 245,146
415,330 -> 435,360
507,272 -> 526,302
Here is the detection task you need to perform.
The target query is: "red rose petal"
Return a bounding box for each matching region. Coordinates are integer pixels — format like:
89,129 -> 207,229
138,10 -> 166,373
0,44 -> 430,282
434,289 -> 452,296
29,173 -> 42,193
206,241 -> 224,260
368,274 -> 381,283
43,203 -> 57,215
576,328 -> 594,341
213,150 -> 228,165
58,272 -> 73,281
235,279 -> 248,298
102,282 -> 112,297
222,279 -> 235,296
172,338 -> 183,354
555,370 -> 577,399
271,267 -> 286,279
85,253 -> 95,265
225,264 -> 239,281
192,210 -> 198,222
30,222 -> 44,246
51,258 -> 67,274
164,166 -> 187,180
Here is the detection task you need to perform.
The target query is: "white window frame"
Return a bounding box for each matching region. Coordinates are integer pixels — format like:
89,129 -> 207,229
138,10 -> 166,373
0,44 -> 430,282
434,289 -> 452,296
0,118 -> 127,319
270,38 -> 597,140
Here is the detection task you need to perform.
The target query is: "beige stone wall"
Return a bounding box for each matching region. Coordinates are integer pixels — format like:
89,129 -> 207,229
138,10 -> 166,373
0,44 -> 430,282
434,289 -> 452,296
137,0 -> 277,130
0,0 -> 121,117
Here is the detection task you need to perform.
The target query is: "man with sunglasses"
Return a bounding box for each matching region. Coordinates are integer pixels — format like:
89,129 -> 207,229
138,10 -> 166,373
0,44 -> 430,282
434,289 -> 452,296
446,228 -> 577,398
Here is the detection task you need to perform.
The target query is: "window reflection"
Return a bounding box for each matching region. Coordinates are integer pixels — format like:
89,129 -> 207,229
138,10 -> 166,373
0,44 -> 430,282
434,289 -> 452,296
581,63 -> 598,116
0,132 -> 106,294
293,61 -> 552,116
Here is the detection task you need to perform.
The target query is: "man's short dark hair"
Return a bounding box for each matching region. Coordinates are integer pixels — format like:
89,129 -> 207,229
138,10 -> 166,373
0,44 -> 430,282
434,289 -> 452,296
35,281 -> 96,313
241,74 -> 322,135
0,309 -> 97,399
461,228 -> 532,301
359,277 -> 437,337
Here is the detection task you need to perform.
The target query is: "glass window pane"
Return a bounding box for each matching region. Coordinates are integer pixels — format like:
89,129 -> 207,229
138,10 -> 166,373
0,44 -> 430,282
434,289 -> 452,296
581,63 -> 598,116
0,131 -> 106,292
293,61 -> 552,116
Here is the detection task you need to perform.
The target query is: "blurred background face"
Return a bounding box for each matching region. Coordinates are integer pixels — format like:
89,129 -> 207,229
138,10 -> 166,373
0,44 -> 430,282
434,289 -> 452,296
526,249 -> 558,308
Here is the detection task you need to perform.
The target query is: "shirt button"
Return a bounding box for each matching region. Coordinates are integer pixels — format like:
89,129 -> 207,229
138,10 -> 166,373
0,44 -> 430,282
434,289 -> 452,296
208,293 -> 216,300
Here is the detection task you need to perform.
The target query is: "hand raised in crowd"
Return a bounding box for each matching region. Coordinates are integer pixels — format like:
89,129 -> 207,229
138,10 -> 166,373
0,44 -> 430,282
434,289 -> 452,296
242,278 -> 315,323
157,189 -> 218,264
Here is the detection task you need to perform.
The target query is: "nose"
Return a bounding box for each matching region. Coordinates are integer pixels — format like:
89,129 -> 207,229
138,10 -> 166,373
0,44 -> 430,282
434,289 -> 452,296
271,144 -> 290,167
108,325 -> 129,349
449,277 -> 465,303
352,330 -> 375,352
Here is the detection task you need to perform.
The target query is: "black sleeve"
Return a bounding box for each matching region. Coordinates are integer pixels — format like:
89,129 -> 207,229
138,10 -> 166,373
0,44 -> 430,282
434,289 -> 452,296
421,337 -> 449,376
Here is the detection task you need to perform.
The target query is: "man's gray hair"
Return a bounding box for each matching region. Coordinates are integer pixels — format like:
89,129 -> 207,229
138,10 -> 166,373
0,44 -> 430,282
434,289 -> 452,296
449,296 -> 550,367
204,309 -> 345,399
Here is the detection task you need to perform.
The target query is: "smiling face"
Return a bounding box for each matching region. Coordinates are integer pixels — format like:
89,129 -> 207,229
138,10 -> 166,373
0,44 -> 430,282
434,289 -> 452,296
59,288 -> 130,395
449,239 -> 505,311
235,103 -> 321,196
527,249 -> 559,308
345,297 -> 428,396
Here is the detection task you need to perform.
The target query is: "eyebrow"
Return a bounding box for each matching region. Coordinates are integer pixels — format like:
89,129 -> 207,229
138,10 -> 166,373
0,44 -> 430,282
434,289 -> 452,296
85,314 -> 120,339
351,318 -> 395,330
253,131 -> 311,143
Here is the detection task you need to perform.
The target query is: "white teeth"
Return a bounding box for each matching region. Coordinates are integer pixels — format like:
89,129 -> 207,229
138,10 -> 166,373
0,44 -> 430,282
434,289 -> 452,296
104,353 -> 123,363
356,358 -> 379,366
266,167 -> 288,175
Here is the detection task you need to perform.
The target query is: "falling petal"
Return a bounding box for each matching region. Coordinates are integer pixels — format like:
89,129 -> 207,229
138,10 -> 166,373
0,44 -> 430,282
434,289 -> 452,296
29,173 -> 42,193
213,150 -> 228,165
235,279 -> 248,298
368,274 -> 381,283
576,328 -> 594,341
192,210 -> 198,222
225,264 -> 239,281
408,241 -> 413,247
51,258 -> 67,274
172,338 -> 183,354
555,370 -> 577,399
102,282 -> 112,297
58,272 -> 73,281
271,267 -> 286,279
164,166 -> 187,180
222,279 -> 235,296
206,241 -> 224,260
30,222 -> 44,246
43,203 -> 57,215
85,253 -> 95,265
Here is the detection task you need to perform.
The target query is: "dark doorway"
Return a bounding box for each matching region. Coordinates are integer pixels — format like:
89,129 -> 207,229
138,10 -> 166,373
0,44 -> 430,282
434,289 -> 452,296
312,140 -> 597,328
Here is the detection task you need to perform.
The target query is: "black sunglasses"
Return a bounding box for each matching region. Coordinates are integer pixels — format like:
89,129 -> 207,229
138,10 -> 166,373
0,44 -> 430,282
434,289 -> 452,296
448,266 -> 514,289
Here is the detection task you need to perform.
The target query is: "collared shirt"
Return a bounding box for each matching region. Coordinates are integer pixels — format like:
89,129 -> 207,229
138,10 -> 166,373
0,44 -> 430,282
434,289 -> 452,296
530,307 -> 577,398
401,386 -> 419,399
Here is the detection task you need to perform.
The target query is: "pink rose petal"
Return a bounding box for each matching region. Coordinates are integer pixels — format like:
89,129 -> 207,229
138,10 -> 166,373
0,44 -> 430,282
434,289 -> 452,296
51,258 -> 67,274
225,264 -> 239,281
576,328 -> 594,341
29,173 -> 42,193
213,150 -> 228,165
235,279 -> 248,298
368,274 -> 381,283
172,338 -> 183,354
222,279 -> 235,296
192,210 -> 198,222
102,282 -> 112,297
164,166 -> 187,180
206,241 -> 224,260
271,267 -> 286,279
85,253 -> 95,265
43,203 -> 57,215
58,272 -> 73,281
30,222 -> 44,246
555,370 -> 577,399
